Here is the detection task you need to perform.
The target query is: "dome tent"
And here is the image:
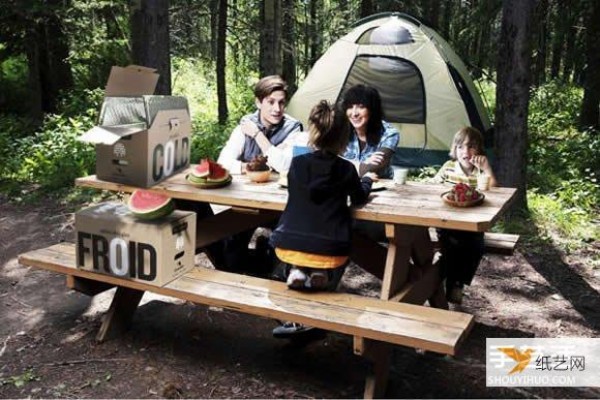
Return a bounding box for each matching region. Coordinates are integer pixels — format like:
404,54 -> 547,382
286,12 -> 492,167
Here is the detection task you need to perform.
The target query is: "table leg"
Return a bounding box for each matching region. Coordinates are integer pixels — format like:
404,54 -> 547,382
66,276 -> 114,296
357,224 -> 446,397
355,338 -> 392,399
96,287 -> 144,343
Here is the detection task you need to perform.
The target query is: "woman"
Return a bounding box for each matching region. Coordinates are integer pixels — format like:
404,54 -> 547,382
340,84 -> 400,179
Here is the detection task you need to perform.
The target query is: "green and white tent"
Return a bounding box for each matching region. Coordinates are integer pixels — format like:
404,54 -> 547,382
287,12 -> 492,167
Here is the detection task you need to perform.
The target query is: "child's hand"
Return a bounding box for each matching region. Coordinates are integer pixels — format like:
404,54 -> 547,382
470,155 -> 491,172
364,151 -> 385,165
363,172 -> 379,181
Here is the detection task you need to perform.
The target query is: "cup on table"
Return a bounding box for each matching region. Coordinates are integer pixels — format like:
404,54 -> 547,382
394,168 -> 409,185
477,174 -> 491,191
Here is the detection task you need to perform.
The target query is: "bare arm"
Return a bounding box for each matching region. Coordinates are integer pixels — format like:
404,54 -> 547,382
358,148 -> 394,177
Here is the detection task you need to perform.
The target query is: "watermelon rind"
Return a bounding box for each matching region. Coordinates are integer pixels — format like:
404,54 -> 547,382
206,169 -> 230,183
131,200 -> 175,220
128,190 -> 174,220
187,174 -> 208,184
187,174 -> 232,189
191,159 -> 211,178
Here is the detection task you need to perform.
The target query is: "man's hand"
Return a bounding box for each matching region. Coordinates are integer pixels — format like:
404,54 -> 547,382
241,120 -> 260,139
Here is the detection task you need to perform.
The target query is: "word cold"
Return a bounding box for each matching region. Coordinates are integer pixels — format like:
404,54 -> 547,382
152,137 -> 189,182
77,232 -> 157,281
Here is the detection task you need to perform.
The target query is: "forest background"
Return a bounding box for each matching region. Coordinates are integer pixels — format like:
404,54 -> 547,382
0,0 -> 598,264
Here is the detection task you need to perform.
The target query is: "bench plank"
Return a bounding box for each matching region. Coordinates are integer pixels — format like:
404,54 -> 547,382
429,229 -> 519,255
19,243 -> 473,356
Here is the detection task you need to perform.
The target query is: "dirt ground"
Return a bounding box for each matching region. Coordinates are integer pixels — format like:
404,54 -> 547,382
2,195 -> 600,399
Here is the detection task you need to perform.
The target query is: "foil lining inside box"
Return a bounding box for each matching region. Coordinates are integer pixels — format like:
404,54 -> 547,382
99,96 -> 189,127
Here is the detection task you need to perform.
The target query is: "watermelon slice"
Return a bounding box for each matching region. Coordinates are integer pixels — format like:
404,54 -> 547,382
191,159 -> 211,178
128,190 -> 174,220
207,161 -> 229,183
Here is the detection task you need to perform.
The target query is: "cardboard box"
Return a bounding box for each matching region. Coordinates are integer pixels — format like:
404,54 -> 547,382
79,66 -> 191,187
75,202 -> 196,287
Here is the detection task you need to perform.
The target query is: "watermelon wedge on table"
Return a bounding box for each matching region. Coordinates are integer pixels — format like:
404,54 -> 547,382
128,190 -> 174,220
188,159 -> 232,188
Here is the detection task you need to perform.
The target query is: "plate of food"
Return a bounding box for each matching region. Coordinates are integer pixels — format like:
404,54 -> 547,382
442,182 -> 484,207
186,160 -> 233,189
278,175 -> 288,188
246,155 -> 271,183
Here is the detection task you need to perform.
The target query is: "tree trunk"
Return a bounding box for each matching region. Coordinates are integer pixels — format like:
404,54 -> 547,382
260,0 -> 280,76
494,0 -> 535,213
130,0 -> 171,95
428,0 -> 440,29
440,0 -> 452,39
25,27 -> 43,122
562,21 -> 578,82
549,0 -> 565,80
308,0 -> 320,68
360,0 -> 374,18
210,0 -> 218,59
281,0 -> 297,95
532,0 -> 549,86
39,0 -> 74,113
580,0 -> 600,130
216,0 -> 228,125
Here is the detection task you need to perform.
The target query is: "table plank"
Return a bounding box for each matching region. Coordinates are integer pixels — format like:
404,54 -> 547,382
76,168 -> 517,232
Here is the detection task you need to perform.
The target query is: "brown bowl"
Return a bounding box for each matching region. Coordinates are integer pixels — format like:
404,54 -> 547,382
441,191 -> 485,207
246,170 -> 271,183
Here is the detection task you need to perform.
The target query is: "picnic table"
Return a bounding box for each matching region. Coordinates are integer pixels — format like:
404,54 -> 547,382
19,167 -> 517,398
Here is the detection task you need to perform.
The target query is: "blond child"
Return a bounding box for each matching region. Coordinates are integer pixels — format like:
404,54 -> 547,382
434,127 -> 496,304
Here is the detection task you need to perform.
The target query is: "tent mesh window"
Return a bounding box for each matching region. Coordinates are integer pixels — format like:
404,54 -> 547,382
339,55 -> 425,124
356,26 -> 414,45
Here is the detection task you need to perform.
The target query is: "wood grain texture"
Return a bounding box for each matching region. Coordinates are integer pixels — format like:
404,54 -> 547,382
76,172 -> 517,232
18,243 -> 474,356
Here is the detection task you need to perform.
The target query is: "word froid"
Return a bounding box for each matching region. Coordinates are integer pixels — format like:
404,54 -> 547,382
77,232 -> 157,280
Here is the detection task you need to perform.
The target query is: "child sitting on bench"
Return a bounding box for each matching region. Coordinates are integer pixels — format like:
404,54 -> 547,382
269,100 -> 376,338
433,126 -> 497,304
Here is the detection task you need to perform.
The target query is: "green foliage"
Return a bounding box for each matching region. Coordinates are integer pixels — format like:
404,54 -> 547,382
172,57 -> 256,161
0,54 -> 29,113
0,89 -> 102,193
474,77 -> 497,120
528,82 -> 600,211
0,368 -> 39,388
64,1 -> 130,89
528,190 -> 599,251
525,81 -> 600,248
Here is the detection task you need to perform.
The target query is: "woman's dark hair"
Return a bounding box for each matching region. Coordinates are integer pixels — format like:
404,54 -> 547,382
308,100 -> 350,154
340,84 -> 384,145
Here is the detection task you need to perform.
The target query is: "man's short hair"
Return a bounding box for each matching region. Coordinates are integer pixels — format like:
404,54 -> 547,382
254,75 -> 288,101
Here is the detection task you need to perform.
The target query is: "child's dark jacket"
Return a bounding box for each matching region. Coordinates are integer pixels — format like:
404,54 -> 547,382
270,150 -> 372,256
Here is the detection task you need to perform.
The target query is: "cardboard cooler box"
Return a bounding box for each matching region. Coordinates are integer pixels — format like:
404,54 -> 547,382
79,65 -> 191,187
75,202 -> 196,286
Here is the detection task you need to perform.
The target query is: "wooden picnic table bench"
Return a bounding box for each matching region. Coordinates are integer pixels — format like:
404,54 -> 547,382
18,169 -> 517,398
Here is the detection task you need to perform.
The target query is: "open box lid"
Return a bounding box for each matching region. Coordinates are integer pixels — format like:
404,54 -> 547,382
78,123 -> 148,145
105,65 -> 159,96
79,65 -> 164,145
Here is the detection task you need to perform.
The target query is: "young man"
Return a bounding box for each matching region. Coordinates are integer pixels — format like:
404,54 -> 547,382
218,75 -> 304,174
216,76 -> 304,275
